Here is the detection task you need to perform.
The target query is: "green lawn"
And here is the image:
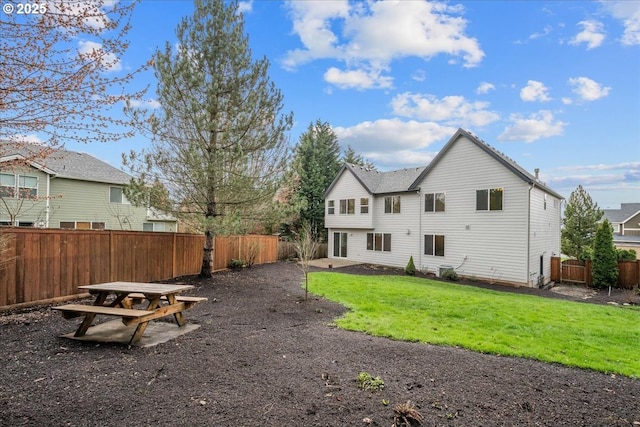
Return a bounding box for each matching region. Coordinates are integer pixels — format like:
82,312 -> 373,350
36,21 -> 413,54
307,272 -> 640,378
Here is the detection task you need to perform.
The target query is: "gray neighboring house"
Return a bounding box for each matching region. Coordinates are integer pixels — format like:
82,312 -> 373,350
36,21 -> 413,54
0,143 -> 177,232
603,203 -> 640,257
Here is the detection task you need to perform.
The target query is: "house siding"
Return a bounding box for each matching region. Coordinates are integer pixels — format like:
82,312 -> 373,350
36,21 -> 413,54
415,136 -> 530,284
528,187 -> 561,286
622,211 -> 640,236
324,169 -> 373,230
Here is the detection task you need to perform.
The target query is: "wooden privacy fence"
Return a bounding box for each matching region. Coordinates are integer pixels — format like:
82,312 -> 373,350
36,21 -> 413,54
0,229 -> 278,308
277,242 -> 328,260
550,256 -> 640,289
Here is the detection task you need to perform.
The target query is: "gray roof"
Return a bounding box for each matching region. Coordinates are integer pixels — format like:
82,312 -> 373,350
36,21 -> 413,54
326,163 -> 426,196
0,142 -> 131,185
325,128 -> 564,200
603,203 -> 640,224
409,128 -> 564,199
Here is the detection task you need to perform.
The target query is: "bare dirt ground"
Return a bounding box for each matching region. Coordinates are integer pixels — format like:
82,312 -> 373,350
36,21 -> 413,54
1,261 -> 639,427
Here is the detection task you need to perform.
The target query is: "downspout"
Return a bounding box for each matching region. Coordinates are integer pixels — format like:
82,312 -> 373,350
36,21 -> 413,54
527,182 -> 535,287
45,174 -> 51,228
417,187 -> 422,271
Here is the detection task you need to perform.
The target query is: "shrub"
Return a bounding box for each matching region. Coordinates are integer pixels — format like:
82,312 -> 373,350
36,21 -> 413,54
228,259 -> 245,269
405,256 -> 416,276
592,219 -> 618,289
441,269 -> 459,281
356,372 -> 385,392
617,249 -> 637,261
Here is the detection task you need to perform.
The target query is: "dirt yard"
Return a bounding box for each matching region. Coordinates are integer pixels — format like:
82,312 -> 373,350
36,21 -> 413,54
1,261 -> 638,426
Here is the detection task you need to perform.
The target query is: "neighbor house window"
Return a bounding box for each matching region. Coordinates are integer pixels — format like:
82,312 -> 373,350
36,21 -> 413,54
384,195 -> 401,213
0,173 -> 15,198
360,198 -> 369,214
424,234 -> 445,256
425,192 -> 445,212
109,187 -> 129,204
18,176 -> 38,198
339,198 -> 355,214
60,221 -> 105,230
143,222 -> 166,232
366,232 -> 391,252
327,200 -> 335,215
476,188 -> 503,211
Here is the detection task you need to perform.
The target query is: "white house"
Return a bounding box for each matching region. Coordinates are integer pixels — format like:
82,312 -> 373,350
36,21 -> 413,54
324,128 -> 563,287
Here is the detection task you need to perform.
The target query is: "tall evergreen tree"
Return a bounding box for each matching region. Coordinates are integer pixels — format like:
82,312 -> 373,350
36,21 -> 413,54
292,120 -> 342,240
561,185 -> 603,258
342,145 -> 376,169
591,219 -> 618,288
124,0 -> 292,277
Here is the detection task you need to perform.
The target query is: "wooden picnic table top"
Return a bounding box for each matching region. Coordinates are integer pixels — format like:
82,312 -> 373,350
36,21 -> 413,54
78,282 -> 194,295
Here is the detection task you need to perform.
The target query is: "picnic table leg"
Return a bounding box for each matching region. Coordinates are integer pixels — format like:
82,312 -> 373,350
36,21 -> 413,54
128,295 -> 162,345
166,294 -> 187,327
74,292 -> 108,337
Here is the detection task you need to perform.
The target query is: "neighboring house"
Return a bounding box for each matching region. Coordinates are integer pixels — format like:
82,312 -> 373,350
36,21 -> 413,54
0,143 -> 177,232
324,128 -> 563,287
602,203 -> 640,258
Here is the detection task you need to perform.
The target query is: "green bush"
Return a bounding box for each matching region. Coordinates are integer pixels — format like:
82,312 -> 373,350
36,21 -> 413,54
592,220 -> 618,288
405,256 -> 416,276
228,259 -> 245,269
617,249 -> 637,261
356,372 -> 385,392
441,269 -> 459,281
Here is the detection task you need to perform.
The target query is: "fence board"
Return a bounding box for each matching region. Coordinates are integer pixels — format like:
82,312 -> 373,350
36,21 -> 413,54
551,257 -> 639,289
0,229 -> 278,308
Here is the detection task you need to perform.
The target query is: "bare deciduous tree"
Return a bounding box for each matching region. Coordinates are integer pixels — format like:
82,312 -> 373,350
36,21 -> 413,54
294,223 -> 320,301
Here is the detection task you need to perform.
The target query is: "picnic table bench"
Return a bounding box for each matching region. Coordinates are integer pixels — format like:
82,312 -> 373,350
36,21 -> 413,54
52,282 -> 207,345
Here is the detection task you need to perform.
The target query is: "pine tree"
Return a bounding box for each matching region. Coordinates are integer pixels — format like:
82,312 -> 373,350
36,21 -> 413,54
292,120 -> 342,240
561,185 -> 603,258
591,219 -> 618,288
342,145 -> 376,169
124,0 -> 292,277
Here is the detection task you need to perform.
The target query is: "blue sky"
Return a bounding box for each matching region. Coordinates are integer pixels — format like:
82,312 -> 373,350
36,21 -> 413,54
19,1 -> 640,208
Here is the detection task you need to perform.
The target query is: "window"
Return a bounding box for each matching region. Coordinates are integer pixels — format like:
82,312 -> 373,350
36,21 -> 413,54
0,173 -> 15,197
384,195 -> 401,213
60,221 -> 105,230
366,232 -> 391,252
109,187 -> 129,204
424,234 -> 445,256
476,188 -> 503,211
425,192 -> 445,212
143,222 -> 166,232
339,198 -> 355,214
327,200 -> 335,215
18,176 -> 37,198
360,198 -> 369,214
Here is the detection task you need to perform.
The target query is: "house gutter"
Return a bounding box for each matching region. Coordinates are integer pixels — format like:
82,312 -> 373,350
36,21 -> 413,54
526,182 -> 536,287
416,187 -> 422,270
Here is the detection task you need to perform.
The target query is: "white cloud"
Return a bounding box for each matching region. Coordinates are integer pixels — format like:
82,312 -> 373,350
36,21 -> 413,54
324,67 -> 393,90
283,0 -> 484,89
520,80 -> 551,102
45,0 -> 112,30
7,134 -> 45,145
78,40 -> 122,72
568,76 -> 611,101
476,82 -> 495,95
334,119 -> 455,153
391,92 -> 499,127
528,25 -> 553,41
569,20 -> 606,49
498,110 -> 566,142
238,1 -> 253,14
126,98 -> 161,109
600,0 -> 640,46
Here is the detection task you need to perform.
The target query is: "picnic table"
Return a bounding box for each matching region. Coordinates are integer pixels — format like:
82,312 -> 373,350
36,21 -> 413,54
53,282 -> 207,345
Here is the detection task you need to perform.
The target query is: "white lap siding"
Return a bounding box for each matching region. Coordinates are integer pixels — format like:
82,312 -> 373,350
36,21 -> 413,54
324,170 -> 373,230
415,136 -> 530,285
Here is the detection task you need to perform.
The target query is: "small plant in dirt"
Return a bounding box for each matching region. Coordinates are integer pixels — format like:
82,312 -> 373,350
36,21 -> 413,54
441,269 -> 459,281
405,256 -> 416,276
393,400 -> 424,426
356,372 -> 385,392
228,259 -> 245,269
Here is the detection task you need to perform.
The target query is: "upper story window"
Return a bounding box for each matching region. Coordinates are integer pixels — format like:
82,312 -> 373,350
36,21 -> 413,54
110,186 -> 129,204
327,200 -> 335,215
0,173 -> 38,198
360,198 -> 369,214
425,192 -> 445,212
339,198 -> 355,214
476,188 -> 503,211
384,195 -> 401,214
